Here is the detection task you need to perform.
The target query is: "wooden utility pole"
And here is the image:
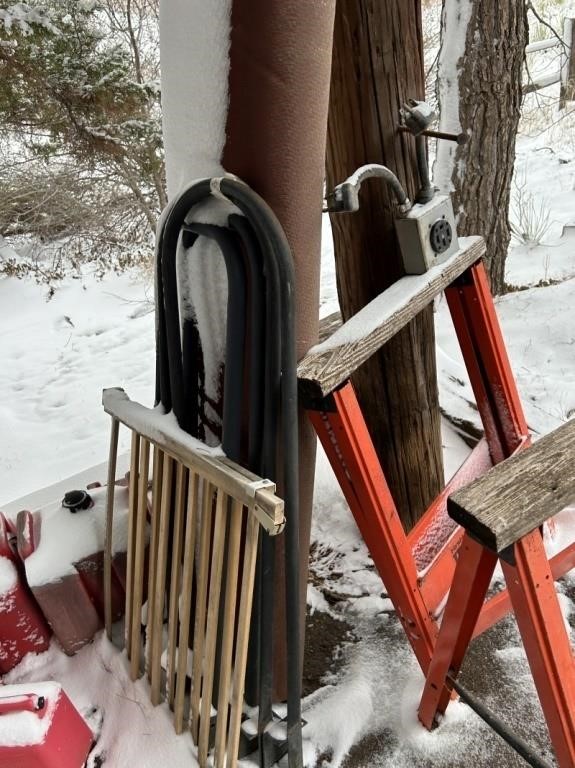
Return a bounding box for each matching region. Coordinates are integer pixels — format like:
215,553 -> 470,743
326,0 -> 443,530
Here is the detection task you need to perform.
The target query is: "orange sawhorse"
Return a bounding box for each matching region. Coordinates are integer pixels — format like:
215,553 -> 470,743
297,236 -> 575,678
419,419 -> 575,767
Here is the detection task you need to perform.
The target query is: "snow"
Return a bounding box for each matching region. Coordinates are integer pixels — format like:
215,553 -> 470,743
21,484 -> 131,588
0,555 -> 18,594
158,0 -> 234,440
159,0 -> 230,195
2,167 -> 574,767
433,0 -> 473,193
0,681 -> 59,747
0,271 -> 155,507
309,237 -> 478,355
2,10 -> 575,767
0,3 -> 60,36
103,388 -> 224,458
4,636 -> 197,765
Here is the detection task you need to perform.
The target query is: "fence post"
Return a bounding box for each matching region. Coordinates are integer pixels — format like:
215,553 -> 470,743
560,17 -> 575,108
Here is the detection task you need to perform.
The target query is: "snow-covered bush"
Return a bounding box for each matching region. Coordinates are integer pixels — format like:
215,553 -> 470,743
0,0 -> 163,278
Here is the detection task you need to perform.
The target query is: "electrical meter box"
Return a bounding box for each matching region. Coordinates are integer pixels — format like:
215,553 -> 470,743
395,194 -> 459,275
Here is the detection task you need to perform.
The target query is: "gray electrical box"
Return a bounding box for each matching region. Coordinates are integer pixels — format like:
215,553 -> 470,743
395,194 -> 459,275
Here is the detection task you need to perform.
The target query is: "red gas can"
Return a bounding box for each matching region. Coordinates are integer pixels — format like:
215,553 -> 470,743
16,484 -> 132,655
0,514 -> 51,674
0,682 -> 93,768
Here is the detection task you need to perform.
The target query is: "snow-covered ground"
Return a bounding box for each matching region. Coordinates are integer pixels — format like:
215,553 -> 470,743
2,101 -> 575,768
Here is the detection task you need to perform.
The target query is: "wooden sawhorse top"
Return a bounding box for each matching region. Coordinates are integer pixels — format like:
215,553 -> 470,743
421,418 -> 575,768
449,417 -> 575,554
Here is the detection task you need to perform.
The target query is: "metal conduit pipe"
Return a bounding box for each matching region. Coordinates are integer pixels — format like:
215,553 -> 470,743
414,135 -> 434,204
157,187 -> 280,761
325,162 -> 412,214
451,679 -> 555,768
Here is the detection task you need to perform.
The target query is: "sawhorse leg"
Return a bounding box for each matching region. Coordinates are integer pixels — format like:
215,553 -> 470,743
502,529 -> 575,768
308,384 -> 437,673
419,527 -> 575,768
418,533 -> 497,728
446,261 -> 529,462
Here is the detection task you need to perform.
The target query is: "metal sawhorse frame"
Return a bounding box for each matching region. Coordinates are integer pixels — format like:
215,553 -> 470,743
297,236 -> 575,766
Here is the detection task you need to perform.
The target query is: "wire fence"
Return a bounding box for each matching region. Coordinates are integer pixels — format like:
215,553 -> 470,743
524,16 -> 574,107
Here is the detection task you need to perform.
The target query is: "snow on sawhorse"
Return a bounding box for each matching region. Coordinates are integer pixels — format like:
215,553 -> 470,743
298,235 -> 575,767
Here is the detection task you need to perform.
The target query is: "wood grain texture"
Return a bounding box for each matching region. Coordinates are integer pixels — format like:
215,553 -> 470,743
104,416 -> 119,640
124,431 -> 140,653
298,237 -> 485,400
327,0 -> 444,527
130,438 -> 150,681
448,419 -> 575,552
190,480 -> 215,743
150,454 -> 173,706
145,446 -> 163,682
226,513 -> 260,766
174,472 -> 199,734
102,389 -> 284,535
166,462 -> 187,707
198,489 -> 227,767
213,499 -> 243,768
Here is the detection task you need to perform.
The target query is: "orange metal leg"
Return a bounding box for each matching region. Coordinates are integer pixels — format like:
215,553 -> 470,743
473,539 -> 575,639
418,534 -> 497,729
304,261 -> 534,704
409,438 -> 493,615
308,384 -> 437,673
502,530 -> 575,768
445,262 -> 529,462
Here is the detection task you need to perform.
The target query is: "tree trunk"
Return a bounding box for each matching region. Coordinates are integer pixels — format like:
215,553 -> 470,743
327,0 -> 444,531
435,0 -> 528,294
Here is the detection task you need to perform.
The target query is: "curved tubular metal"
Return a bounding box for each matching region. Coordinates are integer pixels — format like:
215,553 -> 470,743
326,163 -> 412,214
219,177 -> 302,768
228,213 -> 277,734
228,215 -> 267,470
155,178 -> 213,433
154,176 -> 302,768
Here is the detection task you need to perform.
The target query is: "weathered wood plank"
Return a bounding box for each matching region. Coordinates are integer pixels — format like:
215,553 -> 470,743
102,388 -> 284,535
130,437 -> 150,681
226,513 -> 260,766
213,498 -> 243,767
150,454 -> 173,706
173,471 -> 199,734
448,419 -> 575,553
190,480 -> 215,743
166,462 -> 187,707
318,311 -> 342,343
124,431 -> 140,653
297,236 -> 485,401
145,446 -> 163,682
198,489 -> 227,767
